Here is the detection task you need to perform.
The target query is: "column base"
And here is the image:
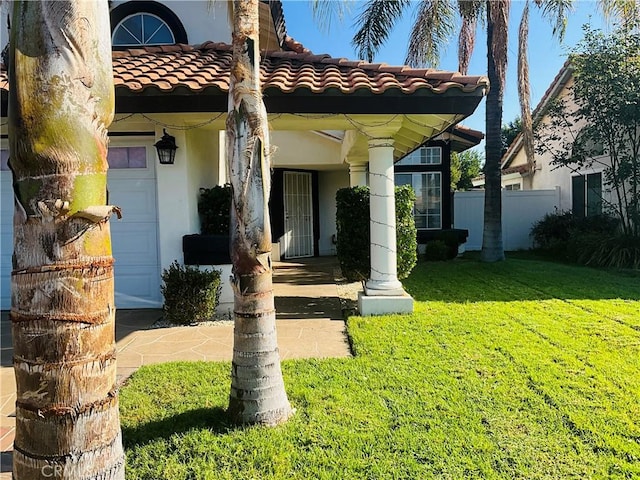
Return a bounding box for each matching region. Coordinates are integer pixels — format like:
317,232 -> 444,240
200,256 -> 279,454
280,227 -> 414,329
358,290 -> 414,316
365,279 -> 404,296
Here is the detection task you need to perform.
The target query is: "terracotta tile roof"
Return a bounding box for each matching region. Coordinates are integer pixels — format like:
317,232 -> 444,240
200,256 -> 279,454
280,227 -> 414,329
108,42 -> 488,96
502,164 -> 530,175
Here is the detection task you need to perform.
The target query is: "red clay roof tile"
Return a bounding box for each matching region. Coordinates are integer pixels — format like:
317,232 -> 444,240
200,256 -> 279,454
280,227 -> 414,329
1,41 -> 488,103
107,42 -> 488,97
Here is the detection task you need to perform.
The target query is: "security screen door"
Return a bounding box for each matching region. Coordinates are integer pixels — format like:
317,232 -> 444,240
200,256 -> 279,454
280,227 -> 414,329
283,171 -> 314,258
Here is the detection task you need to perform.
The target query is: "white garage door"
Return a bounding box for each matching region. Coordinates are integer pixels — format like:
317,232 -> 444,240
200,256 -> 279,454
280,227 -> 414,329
0,144 -> 161,310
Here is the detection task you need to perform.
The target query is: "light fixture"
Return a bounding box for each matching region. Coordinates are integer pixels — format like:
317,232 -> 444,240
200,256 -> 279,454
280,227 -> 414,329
154,129 -> 178,165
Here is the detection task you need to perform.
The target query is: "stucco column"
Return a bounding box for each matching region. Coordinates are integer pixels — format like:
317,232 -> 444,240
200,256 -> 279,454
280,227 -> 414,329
365,138 -> 404,295
349,161 -> 368,187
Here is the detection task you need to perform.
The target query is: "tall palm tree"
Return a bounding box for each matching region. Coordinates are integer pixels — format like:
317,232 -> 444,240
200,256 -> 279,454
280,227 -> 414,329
9,1 -> 125,478
226,0 -> 293,426
350,0 -> 575,262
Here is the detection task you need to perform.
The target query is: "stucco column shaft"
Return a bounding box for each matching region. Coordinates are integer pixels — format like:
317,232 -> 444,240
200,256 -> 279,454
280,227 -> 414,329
349,162 -> 368,187
365,138 -> 403,295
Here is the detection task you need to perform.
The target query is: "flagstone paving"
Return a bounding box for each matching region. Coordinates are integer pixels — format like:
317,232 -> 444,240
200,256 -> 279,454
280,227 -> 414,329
0,257 -> 355,477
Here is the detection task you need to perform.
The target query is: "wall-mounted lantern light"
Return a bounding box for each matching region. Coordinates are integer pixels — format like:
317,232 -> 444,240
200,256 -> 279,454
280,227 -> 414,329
154,129 -> 178,165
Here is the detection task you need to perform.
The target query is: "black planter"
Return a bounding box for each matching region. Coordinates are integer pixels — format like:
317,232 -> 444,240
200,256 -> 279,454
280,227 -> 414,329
183,234 -> 231,265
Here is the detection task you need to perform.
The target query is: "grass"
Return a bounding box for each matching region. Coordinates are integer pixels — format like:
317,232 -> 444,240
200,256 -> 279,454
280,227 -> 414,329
120,255 -> 640,479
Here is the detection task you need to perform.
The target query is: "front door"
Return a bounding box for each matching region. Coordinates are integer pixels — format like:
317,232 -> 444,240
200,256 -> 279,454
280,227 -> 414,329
283,171 -> 314,258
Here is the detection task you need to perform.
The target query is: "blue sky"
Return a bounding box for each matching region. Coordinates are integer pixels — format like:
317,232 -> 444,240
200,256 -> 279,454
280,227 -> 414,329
282,1 -> 613,148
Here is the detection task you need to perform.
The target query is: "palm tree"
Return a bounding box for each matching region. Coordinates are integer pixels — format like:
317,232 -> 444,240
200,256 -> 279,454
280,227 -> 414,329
9,1 -> 124,478
350,0 -> 576,262
226,0 -> 293,426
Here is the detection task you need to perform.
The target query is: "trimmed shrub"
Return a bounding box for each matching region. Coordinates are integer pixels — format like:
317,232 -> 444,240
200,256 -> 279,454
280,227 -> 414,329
425,240 -> 450,261
531,211 -> 620,259
530,211 -> 576,252
335,185 -> 417,282
431,230 -> 465,259
336,187 -> 370,282
395,185 -> 418,279
161,261 -> 222,325
198,185 -> 232,235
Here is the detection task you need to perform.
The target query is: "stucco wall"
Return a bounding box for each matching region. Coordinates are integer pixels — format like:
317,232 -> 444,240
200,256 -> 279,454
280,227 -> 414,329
318,170 -> 350,256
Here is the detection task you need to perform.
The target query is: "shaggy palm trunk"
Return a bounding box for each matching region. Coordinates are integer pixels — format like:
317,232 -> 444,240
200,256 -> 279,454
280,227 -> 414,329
481,0 -> 507,262
9,2 -> 124,478
226,0 -> 293,426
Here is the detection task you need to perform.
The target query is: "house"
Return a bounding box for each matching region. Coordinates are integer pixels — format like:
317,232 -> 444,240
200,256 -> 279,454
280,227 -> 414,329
0,0 -> 488,313
491,61 -> 609,218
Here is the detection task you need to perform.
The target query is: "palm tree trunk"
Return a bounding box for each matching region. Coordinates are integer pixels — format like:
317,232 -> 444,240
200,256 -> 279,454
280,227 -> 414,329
9,1 -> 124,478
481,0 -> 508,263
226,0 -> 293,426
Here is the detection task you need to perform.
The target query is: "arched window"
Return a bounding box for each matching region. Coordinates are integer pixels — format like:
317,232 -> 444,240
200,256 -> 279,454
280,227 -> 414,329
113,13 -> 175,47
110,1 -> 188,49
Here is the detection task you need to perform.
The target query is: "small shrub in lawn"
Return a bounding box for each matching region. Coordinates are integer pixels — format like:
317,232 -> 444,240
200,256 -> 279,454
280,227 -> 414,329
161,261 -> 222,324
425,240 -> 450,261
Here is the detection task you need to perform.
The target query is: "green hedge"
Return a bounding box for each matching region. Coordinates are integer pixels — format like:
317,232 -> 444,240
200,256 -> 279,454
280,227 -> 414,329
336,185 -> 417,282
198,185 -> 232,235
161,261 -> 222,324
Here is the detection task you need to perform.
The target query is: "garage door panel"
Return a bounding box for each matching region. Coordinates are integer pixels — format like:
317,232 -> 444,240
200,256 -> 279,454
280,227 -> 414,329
108,179 -> 157,223
114,267 -> 162,308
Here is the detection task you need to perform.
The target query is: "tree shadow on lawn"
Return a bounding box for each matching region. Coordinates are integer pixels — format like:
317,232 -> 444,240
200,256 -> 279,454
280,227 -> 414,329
122,407 -> 233,448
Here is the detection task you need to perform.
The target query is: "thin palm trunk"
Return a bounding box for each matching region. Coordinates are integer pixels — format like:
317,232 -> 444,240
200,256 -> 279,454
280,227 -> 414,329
9,1 -> 124,478
481,0 -> 508,262
226,0 -> 293,426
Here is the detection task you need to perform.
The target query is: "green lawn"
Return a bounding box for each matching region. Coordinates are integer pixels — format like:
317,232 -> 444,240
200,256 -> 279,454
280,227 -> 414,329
120,256 -> 640,479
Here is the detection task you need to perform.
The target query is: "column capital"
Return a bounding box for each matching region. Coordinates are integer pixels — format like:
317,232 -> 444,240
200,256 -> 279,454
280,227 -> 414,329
367,137 -> 395,150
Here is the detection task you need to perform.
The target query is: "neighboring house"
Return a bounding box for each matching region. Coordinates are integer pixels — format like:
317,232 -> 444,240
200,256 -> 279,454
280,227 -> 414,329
0,0 -> 488,310
483,61 -> 608,218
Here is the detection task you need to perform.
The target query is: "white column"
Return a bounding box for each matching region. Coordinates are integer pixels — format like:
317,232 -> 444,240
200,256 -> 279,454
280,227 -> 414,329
349,161 -> 368,187
365,138 -> 403,296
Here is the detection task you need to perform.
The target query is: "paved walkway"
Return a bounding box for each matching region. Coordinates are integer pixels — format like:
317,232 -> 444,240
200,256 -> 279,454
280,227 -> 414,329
0,257 -> 355,477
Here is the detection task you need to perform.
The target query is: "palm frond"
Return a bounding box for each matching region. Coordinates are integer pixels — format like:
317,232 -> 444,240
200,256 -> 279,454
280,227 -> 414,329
518,0 -> 535,171
488,0 -> 510,87
311,0 -> 355,33
535,0 -> 574,41
599,0 -> 640,27
352,0 -> 410,62
457,0 -> 484,74
406,0 -> 457,68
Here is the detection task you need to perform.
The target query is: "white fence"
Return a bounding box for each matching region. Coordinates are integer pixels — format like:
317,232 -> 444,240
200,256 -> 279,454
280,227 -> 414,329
454,188 -> 561,251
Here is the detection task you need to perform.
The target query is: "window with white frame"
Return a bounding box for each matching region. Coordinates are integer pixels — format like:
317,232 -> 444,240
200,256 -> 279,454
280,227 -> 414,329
396,146 -> 442,166
395,172 -> 442,229
572,172 -> 602,217
107,146 -> 148,169
112,13 -> 175,47
505,183 -> 521,191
